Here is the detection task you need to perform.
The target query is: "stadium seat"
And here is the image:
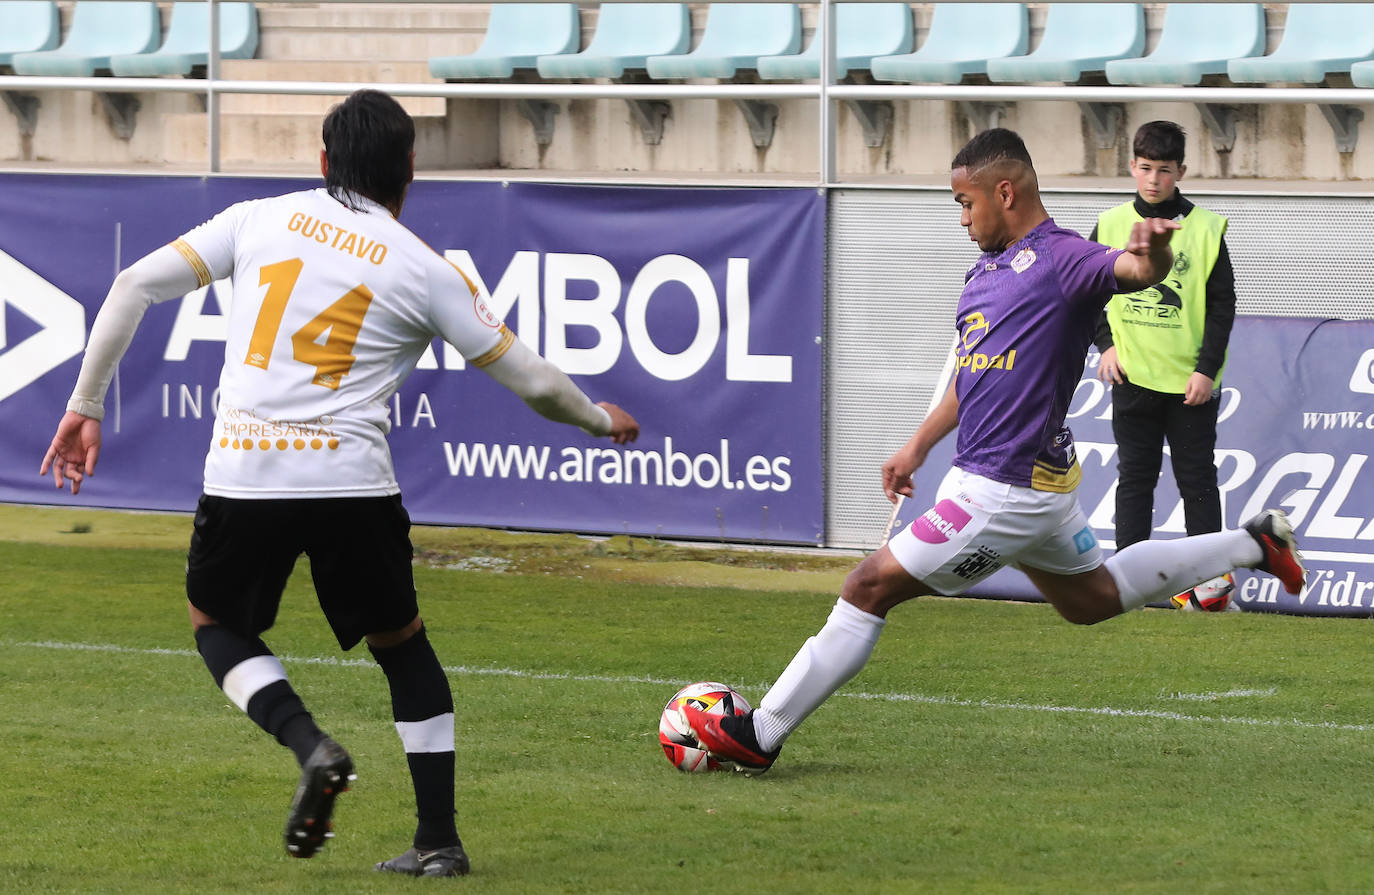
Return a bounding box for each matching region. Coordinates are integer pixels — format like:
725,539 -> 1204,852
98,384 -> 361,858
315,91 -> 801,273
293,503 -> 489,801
536,4 -> 690,79
0,1 -> 60,67
1351,58 -> 1374,88
755,4 -> 913,81
108,2 -> 258,77
644,4 -> 800,80
429,4 -> 579,80
870,3 -> 1028,84
1227,3 -> 1374,84
987,3 -> 1144,83
1105,3 -> 1265,86
11,1 -> 160,76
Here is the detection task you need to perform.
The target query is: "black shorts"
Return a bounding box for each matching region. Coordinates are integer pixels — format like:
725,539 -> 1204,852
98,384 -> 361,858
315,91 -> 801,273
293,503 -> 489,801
186,493 -> 419,650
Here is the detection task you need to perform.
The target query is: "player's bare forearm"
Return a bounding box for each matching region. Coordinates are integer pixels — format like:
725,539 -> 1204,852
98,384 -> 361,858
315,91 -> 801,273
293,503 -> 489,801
883,379 -> 958,501
1113,217 -> 1180,293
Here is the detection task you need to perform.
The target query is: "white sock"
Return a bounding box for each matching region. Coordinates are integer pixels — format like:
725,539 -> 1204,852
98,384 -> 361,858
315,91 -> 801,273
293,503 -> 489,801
1107,530 -> 1262,612
752,598 -> 886,753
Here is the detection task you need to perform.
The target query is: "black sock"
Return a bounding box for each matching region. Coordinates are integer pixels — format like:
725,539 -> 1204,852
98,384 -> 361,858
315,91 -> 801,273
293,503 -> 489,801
195,625 -> 323,765
369,625 -> 459,850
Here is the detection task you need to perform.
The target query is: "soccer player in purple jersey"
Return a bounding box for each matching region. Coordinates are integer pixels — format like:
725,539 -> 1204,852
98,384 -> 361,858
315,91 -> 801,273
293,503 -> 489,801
682,128 -> 1306,775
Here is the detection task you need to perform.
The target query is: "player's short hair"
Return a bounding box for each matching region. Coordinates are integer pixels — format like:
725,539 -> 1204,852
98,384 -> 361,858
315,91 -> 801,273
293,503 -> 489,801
1132,120 -> 1186,165
322,89 -> 415,212
951,128 -> 1034,174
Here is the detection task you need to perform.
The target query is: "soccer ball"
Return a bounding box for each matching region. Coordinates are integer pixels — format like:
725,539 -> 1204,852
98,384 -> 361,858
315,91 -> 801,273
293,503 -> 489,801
1170,573 -> 1238,612
658,681 -> 752,772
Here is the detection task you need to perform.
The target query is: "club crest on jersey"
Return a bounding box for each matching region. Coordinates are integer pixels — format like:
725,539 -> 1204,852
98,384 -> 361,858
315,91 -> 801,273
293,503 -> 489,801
960,311 -> 989,351
1010,248 -> 1036,273
473,293 -> 502,328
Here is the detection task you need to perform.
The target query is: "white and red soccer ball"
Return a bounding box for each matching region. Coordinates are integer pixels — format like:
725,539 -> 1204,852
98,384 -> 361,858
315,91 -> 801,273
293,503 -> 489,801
1171,572 -> 1238,612
658,681 -> 751,772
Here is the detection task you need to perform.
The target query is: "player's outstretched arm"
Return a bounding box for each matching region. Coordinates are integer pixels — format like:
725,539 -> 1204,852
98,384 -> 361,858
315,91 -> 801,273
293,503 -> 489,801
39,244 -> 204,495
1112,217 -> 1180,293
481,338 -> 639,444
882,378 -> 959,503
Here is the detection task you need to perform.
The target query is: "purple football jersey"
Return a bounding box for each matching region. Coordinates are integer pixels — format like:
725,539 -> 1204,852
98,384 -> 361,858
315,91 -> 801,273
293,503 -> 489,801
952,219 -> 1123,492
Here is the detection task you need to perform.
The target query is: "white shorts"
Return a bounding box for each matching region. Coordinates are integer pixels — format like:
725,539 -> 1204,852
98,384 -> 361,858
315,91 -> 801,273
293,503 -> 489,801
886,468 -> 1103,596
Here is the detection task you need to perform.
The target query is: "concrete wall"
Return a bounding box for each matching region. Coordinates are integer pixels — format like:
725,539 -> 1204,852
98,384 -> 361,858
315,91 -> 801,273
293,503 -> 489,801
4,4 -> 1374,181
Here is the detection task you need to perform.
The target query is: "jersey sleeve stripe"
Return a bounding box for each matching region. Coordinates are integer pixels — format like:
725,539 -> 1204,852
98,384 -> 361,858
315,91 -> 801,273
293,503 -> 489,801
448,261 -> 479,297
469,325 -> 516,368
171,238 -> 213,288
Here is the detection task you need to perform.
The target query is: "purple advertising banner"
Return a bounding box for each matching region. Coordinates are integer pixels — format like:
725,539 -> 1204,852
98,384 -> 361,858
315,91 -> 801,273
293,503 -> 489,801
896,316 -> 1374,617
0,174 -> 825,543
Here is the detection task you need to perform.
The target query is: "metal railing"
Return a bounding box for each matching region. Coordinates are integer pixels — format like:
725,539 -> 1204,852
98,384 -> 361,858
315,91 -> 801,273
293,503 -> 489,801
4,0 -> 1374,183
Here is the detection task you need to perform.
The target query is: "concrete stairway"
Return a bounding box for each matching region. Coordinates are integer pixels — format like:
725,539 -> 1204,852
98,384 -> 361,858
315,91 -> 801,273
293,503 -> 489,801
159,4 -> 489,168
254,3 -> 488,60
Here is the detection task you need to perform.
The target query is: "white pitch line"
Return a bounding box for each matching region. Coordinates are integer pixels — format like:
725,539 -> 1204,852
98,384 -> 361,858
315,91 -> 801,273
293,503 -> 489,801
7,639 -> 1371,734
841,689 -> 1365,733
1163,687 -> 1279,702
6,639 -> 688,686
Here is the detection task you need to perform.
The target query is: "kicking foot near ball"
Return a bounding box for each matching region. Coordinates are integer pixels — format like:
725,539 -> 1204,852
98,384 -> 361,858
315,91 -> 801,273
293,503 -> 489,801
680,701 -> 780,775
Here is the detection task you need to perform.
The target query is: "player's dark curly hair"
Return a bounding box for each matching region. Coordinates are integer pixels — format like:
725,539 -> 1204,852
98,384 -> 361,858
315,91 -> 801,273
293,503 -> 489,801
1132,120 -> 1186,165
951,127 -> 1034,172
322,89 -> 415,212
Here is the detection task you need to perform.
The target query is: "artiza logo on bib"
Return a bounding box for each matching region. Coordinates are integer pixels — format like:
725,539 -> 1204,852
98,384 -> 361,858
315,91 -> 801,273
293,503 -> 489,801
912,499 -> 972,544
0,248 -> 86,403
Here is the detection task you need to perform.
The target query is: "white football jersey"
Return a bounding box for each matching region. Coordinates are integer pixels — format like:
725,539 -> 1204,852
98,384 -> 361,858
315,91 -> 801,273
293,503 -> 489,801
173,188 -> 512,498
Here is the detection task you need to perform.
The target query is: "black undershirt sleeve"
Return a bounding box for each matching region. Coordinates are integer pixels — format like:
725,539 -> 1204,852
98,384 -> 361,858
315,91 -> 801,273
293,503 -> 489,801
1195,238 -> 1236,380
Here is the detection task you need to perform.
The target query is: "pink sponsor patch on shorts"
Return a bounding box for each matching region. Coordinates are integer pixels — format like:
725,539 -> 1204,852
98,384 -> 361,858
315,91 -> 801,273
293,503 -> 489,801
911,499 -> 973,544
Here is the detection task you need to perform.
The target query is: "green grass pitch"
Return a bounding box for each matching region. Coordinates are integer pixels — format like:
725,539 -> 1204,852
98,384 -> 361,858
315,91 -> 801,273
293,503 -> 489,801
2,505 -> 1373,894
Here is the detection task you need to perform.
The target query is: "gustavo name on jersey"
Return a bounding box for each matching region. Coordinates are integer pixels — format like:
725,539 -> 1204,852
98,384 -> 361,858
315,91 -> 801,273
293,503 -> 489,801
287,212 -> 389,265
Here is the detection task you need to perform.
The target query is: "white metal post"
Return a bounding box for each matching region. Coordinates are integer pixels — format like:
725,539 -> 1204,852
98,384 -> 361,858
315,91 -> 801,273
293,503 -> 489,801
208,0 -> 221,172
817,0 -> 836,187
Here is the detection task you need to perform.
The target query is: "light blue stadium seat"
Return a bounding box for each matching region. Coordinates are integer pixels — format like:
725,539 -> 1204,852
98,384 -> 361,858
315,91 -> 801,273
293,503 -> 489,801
536,4 -> 689,79
1227,3 -> 1374,84
1351,58 -> 1374,88
645,4 -> 800,79
756,4 -> 913,80
108,2 -> 257,77
1106,4 -> 1264,86
11,0 -> 159,75
429,4 -> 579,79
870,3 -> 1027,84
987,4 -> 1143,83
0,1 -> 59,67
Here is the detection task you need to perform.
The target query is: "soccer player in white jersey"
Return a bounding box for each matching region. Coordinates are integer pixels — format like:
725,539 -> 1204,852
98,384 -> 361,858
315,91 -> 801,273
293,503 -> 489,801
41,90 -> 639,877
681,128 -> 1305,775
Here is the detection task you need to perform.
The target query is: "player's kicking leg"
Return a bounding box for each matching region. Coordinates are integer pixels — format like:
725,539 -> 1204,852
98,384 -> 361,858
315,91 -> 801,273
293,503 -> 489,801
1029,508 -> 1306,621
